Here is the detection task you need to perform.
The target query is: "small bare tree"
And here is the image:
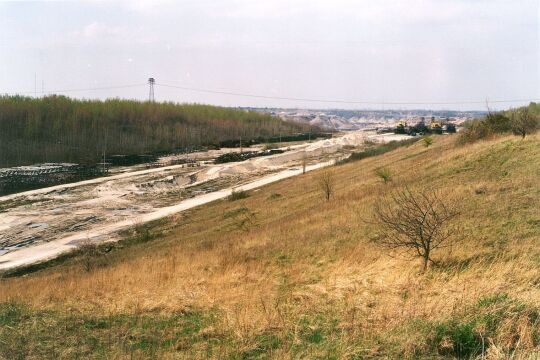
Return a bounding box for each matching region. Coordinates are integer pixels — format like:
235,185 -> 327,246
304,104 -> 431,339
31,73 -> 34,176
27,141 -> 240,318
372,186 -> 459,271
302,151 -> 307,174
318,169 -> 335,201
511,108 -> 538,139
79,239 -> 99,272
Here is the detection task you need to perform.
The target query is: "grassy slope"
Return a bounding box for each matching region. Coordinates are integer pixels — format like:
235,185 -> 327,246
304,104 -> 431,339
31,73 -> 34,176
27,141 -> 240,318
0,134 -> 539,359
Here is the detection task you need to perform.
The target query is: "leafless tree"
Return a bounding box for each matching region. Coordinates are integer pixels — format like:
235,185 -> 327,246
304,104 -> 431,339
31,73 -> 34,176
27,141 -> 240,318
372,186 -> 459,271
511,108 -> 538,139
318,169 -> 335,201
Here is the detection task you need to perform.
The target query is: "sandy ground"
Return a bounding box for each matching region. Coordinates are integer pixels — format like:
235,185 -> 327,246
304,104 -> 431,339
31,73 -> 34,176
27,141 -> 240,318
0,131 -> 410,270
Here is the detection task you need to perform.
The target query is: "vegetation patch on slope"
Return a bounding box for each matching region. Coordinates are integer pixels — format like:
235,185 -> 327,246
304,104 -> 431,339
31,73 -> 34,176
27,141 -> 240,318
459,102 -> 539,144
339,136 -> 419,164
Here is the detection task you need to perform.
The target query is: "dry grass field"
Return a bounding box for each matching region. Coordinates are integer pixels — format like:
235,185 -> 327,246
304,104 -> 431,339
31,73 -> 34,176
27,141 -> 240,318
0,133 -> 539,359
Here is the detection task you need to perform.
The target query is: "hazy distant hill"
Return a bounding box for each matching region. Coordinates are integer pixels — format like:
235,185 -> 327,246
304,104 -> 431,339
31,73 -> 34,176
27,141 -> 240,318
246,107 -> 486,130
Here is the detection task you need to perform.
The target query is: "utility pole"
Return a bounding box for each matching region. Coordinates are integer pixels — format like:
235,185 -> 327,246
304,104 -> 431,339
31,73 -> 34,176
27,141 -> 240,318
102,125 -> 108,174
102,149 -> 106,174
148,77 -> 155,102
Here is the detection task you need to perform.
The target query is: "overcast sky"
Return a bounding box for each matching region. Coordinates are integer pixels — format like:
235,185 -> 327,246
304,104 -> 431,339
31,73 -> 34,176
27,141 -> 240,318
0,0 -> 538,110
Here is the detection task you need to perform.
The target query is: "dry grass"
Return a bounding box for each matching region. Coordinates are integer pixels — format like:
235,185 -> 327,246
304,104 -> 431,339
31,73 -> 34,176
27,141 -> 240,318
1,134 -> 539,358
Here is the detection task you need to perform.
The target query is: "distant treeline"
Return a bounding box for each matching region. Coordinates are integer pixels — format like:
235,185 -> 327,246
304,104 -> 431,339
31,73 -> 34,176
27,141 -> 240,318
0,96 -> 315,168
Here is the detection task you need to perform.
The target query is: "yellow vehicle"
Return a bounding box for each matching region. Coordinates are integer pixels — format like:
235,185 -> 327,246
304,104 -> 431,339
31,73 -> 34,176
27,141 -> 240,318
430,120 -> 443,133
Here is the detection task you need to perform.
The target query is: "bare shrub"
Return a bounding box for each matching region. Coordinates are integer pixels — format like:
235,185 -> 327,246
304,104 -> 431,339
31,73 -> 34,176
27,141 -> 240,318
236,211 -> 257,231
372,186 -> 460,271
223,206 -> 257,231
374,167 -> 392,184
223,207 -> 249,219
318,169 -> 335,201
78,240 -> 100,272
475,185 -> 488,195
268,192 -> 282,200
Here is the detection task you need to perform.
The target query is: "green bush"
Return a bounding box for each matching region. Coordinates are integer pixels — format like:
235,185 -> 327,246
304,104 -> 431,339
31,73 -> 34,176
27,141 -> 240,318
427,294 -> 540,358
458,103 -> 540,144
422,137 -> 433,147
228,190 -> 249,201
223,207 -> 249,218
374,167 -> 392,183
510,107 -> 539,138
459,113 -> 512,143
433,321 -> 480,358
268,192 -> 282,200
485,112 -> 512,133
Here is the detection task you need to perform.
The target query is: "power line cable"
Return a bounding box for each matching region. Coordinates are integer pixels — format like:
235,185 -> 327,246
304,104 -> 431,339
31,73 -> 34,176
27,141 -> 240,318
3,81 -> 539,106
157,82 -> 539,106
2,83 -> 147,95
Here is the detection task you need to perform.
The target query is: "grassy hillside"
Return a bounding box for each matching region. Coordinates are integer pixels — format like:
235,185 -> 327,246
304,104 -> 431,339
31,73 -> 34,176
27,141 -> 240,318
0,133 -> 539,359
0,96 -> 313,167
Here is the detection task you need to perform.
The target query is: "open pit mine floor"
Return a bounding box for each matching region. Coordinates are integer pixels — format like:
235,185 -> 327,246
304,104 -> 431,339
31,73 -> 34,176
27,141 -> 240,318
0,131 -> 410,271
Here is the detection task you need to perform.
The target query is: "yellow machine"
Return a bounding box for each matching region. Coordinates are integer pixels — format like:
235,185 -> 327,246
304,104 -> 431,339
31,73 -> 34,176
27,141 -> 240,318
430,120 -> 442,129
